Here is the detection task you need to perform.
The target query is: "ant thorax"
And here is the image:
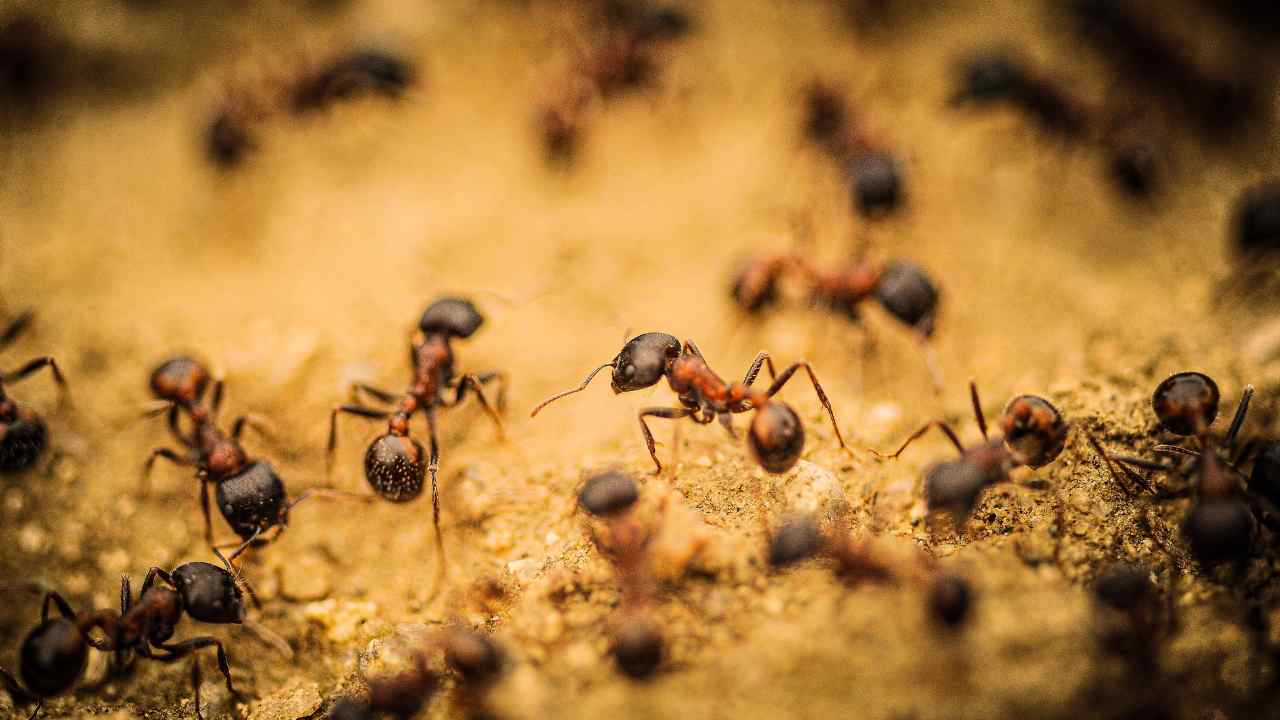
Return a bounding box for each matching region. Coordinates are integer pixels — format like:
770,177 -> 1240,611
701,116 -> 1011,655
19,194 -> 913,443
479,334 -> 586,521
412,332 -> 454,398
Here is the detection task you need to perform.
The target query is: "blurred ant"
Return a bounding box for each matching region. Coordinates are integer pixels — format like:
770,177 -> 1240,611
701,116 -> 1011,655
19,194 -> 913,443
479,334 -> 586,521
144,355 -> 354,558
730,250 -> 942,387
328,627 -> 504,719
1100,372 -> 1259,566
328,297 -> 506,595
1090,562 -> 1178,686
290,49 -> 415,116
767,514 -> 897,585
801,81 -> 906,217
531,332 -> 854,474
0,551 -> 274,719
0,309 -> 66,473
1232,181 -> 1280,256
880,381 -> 1074,525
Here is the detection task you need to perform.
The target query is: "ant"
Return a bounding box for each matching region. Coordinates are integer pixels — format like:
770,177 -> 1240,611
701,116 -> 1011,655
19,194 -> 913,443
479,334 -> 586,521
879,381 -> 1071,525
328,627 -> 504,719
327,297 -> 506,593
801,81 -> 906,217
730,250 -> 942,387
1101,372 -> 1259,566
0,552 -> 260,719
949,49 -> 1089,139
531,332 -> 853,474
290,49 -> 415,116
767,514 -> 899,587
0,309 -> 66,473
143,355 -> 348,558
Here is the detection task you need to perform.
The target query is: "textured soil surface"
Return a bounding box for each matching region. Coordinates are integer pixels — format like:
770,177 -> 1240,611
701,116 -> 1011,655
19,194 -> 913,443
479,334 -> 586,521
3,1 -> 1280,718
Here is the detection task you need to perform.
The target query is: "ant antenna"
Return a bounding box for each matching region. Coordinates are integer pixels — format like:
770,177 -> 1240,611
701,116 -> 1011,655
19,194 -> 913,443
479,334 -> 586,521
530,361 -> 615,417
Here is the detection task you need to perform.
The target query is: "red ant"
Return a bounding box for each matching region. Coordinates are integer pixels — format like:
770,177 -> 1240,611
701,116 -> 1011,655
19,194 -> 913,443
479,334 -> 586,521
0,551 -> 270,719
327,297 -> 506,594
144,355 -> 354,559
531,332 -> 853,474
730,250 -> 942,387
880,381 -> 1073,525
0,309 -> 66,472
801,81 -> 906,217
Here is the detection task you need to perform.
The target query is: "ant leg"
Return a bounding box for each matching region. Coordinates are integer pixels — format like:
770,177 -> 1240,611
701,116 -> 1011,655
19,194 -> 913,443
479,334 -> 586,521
1081,430 -> 1154,495
424,408 -> 446,600
41,592 -> 75,621
0,308 -> 33,352
1224,385 -> 1255,448
740,352 -> 778,387
140,447 -> 191,498
1111,455 -> 1174,472
473,370 -> 507,414
230,414 -> 276,442
200,479 -> 215,545
209,379 -> 224,419
880,420 -> 965,460
348,382 -> 398,405
684,339 -> 706,360
121,575 -> 132,614
718,412 -> 737,440
192,658 -> 204,720
969,380 -> 988,440
152,638 -> 239,699
917,336 -> 944,395
0,667 -> 34,706
326,404 -> 391,471
764,361 -> 853,455
637,407 -> 691,474
1,357 -> 67,402
453,373 -> 505,440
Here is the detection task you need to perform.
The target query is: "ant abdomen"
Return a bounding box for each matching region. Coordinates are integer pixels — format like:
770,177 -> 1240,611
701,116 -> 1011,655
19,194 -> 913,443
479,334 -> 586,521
0,408 -> 46,471
19,619 -> 87,698
364,434 -> 427,502
1183,498 -> 1255,566
748,401 -> 805,473
215,460 -> 287,539
874,260 -> 939,334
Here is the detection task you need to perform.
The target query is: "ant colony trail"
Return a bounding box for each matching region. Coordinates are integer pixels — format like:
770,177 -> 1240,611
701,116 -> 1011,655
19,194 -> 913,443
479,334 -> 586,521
4,1 -> 1280,719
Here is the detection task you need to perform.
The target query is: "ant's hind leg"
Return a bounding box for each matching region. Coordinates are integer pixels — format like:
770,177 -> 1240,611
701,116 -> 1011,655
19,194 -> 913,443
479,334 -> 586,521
765,361 -> 853,455
153,637 -> 239,699
637,407 -> 691,474
326,404 -> 391,472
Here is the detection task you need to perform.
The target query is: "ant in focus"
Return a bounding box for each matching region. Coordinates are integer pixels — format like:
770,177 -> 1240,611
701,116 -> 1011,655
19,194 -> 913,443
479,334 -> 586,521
143,355 -> 354,559
880,380 -> 1074,526
328,297 -> 506,593
0,551 -> 275,719
532,333 -> 854,474
801,81 -> 906,218
1101,372 -> 1261,566
0,309 -> 66,473
730,249 -> 942,388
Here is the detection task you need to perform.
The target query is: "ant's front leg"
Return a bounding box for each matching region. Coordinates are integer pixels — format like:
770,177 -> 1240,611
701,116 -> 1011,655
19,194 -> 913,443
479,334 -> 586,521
151,637 -> 240,701
879,420 -> 965,460
718,412 -> 737,439
637,407 -> 691,474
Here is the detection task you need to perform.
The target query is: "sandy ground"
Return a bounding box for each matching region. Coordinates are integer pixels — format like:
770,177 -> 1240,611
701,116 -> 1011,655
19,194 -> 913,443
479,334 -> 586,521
2,1 -> 1280,718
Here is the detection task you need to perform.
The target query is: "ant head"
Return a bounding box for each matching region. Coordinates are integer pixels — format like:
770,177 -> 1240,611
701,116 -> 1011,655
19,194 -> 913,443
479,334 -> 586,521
1092,563 -> 1152,612
364,434 -> 427,502
850,151 -> 904,217
611,333 -> 681,393
443,628 -> 504,685
0,412 -> 47,472
1182,498 -> 1254,566
924,460 -> 986,519
612,616 -> 663,680
768,515 -> 824,568
579,470 -> 640,518
927,572 -> 972,629
172,561 -> 245,625
999,395 -> 1068,468
874,260 -> 939,334
952,50 -> 1026,104
1233,181 -> 1280,255
1151,372 -> 1219,436
748,401 -> 805,474
419,297 -> 484,339
150,355 -> 211,406
20,618 -> 88,698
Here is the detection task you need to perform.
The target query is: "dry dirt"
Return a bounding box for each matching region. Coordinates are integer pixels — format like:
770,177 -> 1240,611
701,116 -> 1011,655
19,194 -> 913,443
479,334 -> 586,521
3,1 -> 1280,718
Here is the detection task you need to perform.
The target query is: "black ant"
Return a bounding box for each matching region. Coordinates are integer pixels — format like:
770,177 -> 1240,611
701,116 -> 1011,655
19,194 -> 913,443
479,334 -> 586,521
880,381 -> 1072,525
144,355 -> 350,558
531,333 -> 853,474
328,627 -> 504,719
1101,372 -> 1259,566
801,81 -> 906,217
0,309 -> 66,473
730,251 -> 942,386
0,552 -> 264,719
290,49 -> 415,116
327,297 -> 506,594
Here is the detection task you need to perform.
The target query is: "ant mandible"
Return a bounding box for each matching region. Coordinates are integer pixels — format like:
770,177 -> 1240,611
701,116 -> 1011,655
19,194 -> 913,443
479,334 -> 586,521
0,551 -> 255,719
0,309 -> 67,472
531,332 -> 853,474
327,297 -> 506,592
144,355 -> 347,559
881,381 -> 1071,523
